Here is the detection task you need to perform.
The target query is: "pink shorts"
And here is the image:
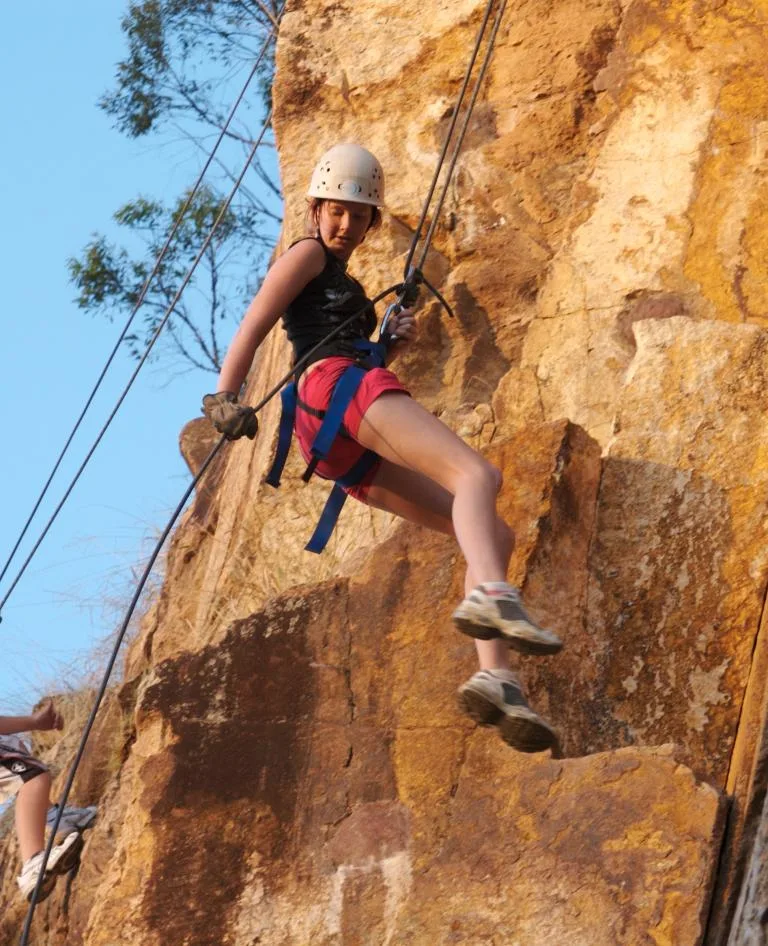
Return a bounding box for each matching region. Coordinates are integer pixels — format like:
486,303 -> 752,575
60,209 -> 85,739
295,357 -> 410,501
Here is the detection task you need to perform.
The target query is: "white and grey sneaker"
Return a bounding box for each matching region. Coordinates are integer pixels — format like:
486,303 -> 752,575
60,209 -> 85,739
453,584 -> 563,656
48,830 -> 84,874
16,832 -> 83,902
457,669 -> 560,753
17,852 -> 57,903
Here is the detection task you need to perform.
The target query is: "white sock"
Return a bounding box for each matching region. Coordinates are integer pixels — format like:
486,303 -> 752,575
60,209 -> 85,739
485,667 -> 520,683
480,581 -> 515,595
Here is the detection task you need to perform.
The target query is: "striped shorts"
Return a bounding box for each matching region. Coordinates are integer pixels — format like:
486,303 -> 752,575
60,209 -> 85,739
0,742 -> 48,804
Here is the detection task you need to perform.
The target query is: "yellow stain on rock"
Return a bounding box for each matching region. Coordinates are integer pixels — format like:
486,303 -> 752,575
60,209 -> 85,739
650,890 -> 687,946
685,68 -> 768,322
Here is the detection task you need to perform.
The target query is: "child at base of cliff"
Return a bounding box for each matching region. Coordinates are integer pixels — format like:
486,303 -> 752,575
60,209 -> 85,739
203,143 -> 562,754
0,702 -> 82,902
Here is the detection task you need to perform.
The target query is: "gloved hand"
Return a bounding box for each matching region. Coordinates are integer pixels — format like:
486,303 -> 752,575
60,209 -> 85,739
202,391 -> 258,440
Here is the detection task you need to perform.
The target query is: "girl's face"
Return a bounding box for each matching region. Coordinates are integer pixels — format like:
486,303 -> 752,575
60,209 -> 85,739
317,200 -> 374,260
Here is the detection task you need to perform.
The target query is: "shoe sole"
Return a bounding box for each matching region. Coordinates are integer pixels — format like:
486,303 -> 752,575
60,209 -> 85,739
458,689 -> 559,754
23,872 -> 57,904
453,616 -> 563,656
50,832 -> 84,875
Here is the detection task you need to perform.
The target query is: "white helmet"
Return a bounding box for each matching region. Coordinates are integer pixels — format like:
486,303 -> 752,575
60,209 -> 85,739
307,143 -> 384,207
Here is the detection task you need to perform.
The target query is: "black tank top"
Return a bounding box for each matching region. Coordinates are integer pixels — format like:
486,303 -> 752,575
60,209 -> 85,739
282,237 -> 377,369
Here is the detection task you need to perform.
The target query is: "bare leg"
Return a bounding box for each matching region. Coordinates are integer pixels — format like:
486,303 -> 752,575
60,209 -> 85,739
357,394 -> 509,583
365,459 -> 513,670
15,772 -> 51,862
366,459 -> 559,753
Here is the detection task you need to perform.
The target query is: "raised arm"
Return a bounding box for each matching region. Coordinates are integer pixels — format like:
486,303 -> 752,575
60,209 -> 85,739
217,239 -> 327,394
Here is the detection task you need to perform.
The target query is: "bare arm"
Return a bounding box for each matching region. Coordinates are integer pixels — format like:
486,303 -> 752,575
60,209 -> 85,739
0,702 -> 63,735
217,240 -> 327,394
0,716 -> 35,735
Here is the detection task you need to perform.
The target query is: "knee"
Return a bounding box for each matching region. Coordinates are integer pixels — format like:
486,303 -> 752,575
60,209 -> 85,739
461,455 -> 503,494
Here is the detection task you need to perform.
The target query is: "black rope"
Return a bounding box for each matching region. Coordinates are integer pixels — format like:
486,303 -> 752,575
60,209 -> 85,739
20,1 -> 508,935
402,0 -> 504,280
17,444 -> 220,946
6,0 -> 503,617
17,281 -> 401,943
416,0 -> 507,272
0,111 -> 275,623
0,6 -> 285,602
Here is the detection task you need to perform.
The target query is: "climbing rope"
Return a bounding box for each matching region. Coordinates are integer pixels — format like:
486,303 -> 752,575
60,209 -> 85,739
0,109 -> 277,624
402,0 -> 507,280
383,0 -> 506,336
413,0 -> 507,274
18,283 -> 401,942
20,0 -> 507,936
0,6 -> 285,612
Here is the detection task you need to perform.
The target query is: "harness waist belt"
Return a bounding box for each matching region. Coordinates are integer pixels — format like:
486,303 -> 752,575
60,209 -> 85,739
265,339 -> 388,552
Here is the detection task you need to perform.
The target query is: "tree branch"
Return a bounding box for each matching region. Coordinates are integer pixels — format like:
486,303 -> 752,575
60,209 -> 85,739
166,318 -> 215,372
208,244 -> 222,368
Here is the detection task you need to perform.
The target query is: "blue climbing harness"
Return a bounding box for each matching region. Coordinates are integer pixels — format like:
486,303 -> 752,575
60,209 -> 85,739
265,270 -> 453,553
265,338 -> 389,554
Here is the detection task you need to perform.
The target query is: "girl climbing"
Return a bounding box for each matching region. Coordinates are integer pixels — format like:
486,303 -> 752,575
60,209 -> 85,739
203,143 -> 562,753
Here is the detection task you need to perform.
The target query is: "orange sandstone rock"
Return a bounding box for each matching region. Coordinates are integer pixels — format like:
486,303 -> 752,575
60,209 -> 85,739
8,0 -> 768,942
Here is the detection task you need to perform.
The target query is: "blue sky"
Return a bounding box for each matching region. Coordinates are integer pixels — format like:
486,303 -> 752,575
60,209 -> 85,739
0,4 -> 279,711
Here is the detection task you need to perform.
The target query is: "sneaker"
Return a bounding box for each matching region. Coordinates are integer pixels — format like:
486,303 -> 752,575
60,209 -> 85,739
457,669 -> 560,753
17,852 -> 57,903
48,830 -> 84,874
16,832 -> 83,902
452,584 -> 563,656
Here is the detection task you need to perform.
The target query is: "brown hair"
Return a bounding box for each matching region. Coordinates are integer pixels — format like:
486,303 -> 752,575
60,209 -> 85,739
306,197 -> 382,235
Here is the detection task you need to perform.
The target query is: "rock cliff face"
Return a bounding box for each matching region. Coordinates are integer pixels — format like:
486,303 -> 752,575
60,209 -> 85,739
3,0 -> 768,943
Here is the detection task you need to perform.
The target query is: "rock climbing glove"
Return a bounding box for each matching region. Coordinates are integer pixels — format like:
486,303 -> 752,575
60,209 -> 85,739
202,392 -> 258,440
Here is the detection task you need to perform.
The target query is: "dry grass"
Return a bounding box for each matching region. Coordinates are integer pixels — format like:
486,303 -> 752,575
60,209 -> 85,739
10,541 -> 165,810
0,803 -> 13,842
